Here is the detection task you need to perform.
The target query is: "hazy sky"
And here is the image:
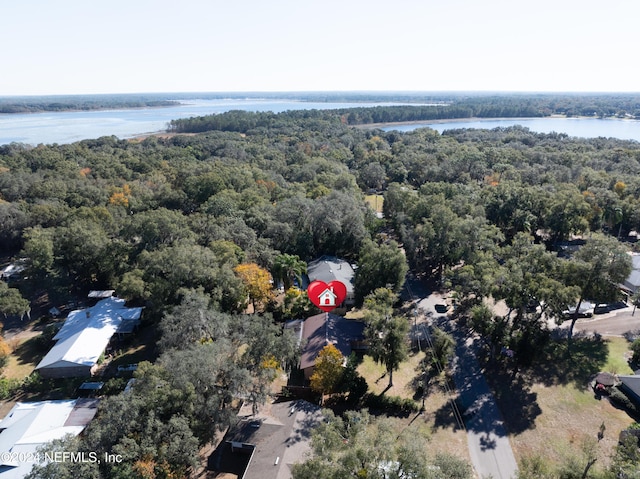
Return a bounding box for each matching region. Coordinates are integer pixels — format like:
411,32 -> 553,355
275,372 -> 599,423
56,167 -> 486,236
2,0 -> 638,95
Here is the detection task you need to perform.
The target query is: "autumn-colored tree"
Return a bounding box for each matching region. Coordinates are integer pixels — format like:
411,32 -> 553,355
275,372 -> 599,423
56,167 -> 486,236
132,458 -> 157,479
108,184 -> 131,207
613,180 -> 627,197
234,263 -> 274,312
310,344 -> 344,402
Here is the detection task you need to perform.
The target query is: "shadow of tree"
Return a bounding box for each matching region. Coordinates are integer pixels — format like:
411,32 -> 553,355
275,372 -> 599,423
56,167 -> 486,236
485,372 -> 542,435
431,394 -> 465,432
476,332 -> 608,436
523,332 -> 609,387
13,335 -> 48,367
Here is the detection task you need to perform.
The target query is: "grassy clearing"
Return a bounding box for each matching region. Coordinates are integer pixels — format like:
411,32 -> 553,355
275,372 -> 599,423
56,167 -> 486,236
356,350 -> 471,464
490,335 -> 637,472
357,351 -> 423,398
604,336 -> 634,375
365,194 -> 384,213
510,382 -> 633,470
5,335 -> 45,380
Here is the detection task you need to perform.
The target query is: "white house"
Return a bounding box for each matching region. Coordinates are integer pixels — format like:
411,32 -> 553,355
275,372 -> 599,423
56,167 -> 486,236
0,399 -> 98,479
318,287 -> 338,307
35,297 -> 143,378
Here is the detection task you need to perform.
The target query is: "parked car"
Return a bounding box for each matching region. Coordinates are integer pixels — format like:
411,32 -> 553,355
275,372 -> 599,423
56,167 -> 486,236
563,305 -> 594,319
434,304 -> 449,314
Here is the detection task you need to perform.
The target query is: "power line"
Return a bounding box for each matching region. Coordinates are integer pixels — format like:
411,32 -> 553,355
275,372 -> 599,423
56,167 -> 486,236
406,278 -> 466,431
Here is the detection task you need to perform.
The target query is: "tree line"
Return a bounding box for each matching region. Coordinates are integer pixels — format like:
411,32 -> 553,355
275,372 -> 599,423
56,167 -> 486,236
167,93 -> 640,133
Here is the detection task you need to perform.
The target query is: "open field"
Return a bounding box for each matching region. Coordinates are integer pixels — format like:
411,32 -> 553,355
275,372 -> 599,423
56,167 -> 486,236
487,335 -> 637,472
4,334 -> 44,380
509,381 -> 633,469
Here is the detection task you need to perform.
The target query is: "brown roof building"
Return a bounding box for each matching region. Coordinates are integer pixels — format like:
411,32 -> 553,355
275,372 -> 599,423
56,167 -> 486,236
286,312 -> 366,379
209,400 -> 322,479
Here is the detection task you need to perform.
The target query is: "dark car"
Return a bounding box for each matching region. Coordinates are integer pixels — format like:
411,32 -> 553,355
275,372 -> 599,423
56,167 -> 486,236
434,304 -> 449,314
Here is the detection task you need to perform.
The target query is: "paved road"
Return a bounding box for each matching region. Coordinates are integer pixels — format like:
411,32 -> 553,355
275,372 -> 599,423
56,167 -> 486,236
573,305 -> 640,337
405,276 -> 518,479
450,331 -> 519,479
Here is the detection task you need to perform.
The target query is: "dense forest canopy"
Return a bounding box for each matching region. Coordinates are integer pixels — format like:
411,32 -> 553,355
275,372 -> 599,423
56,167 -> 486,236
3,98 -> 640,477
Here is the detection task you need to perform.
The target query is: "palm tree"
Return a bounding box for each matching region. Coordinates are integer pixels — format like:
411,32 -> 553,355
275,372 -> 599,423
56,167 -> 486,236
272,254 -> 307,290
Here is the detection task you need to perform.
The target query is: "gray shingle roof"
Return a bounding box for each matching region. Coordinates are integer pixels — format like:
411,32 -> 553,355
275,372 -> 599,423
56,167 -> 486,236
306,256 -> 355,294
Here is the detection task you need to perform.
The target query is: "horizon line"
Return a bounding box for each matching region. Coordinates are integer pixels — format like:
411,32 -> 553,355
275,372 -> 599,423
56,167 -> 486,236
2,90 -> 640,99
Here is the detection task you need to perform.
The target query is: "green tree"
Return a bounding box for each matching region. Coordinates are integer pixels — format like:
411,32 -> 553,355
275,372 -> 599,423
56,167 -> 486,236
363,288 -> 408,388
21,226 -> 54,279
158,289 -> 226,351
0,281 -> 30,320
279,287 -> 317,320
608,432 -> 640,478
354,239 -> 408,305
272,253 -> 306,290
116,268 -> 149,302
76,362 -> 200,479
493,233 -> 579,331
563,233 -> 632,346
25,436 -> 101,479
292,409 -> 472,479
543,185 -> 591,242
241,314 -> 299,413
139,240 -> 244,311
424,327 -> 455,373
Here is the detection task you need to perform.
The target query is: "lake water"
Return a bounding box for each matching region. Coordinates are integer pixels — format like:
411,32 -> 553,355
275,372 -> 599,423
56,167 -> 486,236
381,117 -> 640,142
3,100 -> 640,146
0,99 -> 413,146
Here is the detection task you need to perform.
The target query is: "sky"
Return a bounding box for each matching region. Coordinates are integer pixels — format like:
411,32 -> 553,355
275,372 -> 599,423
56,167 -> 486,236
2,0 -> 639,96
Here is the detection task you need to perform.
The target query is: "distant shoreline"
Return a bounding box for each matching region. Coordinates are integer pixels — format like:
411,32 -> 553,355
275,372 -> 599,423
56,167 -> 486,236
353,115 -> 567,130
354,114 -> 639,130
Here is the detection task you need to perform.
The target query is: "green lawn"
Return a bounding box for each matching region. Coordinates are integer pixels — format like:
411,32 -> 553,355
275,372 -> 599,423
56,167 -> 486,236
365,194 -> 384,213
496,335 -> 637,472
603,336 -> 634,375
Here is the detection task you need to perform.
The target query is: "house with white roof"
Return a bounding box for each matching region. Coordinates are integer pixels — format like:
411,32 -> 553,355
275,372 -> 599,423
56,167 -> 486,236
35,297 -> 143,378
0,399 -> 98,479
623,253 -> 640,294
